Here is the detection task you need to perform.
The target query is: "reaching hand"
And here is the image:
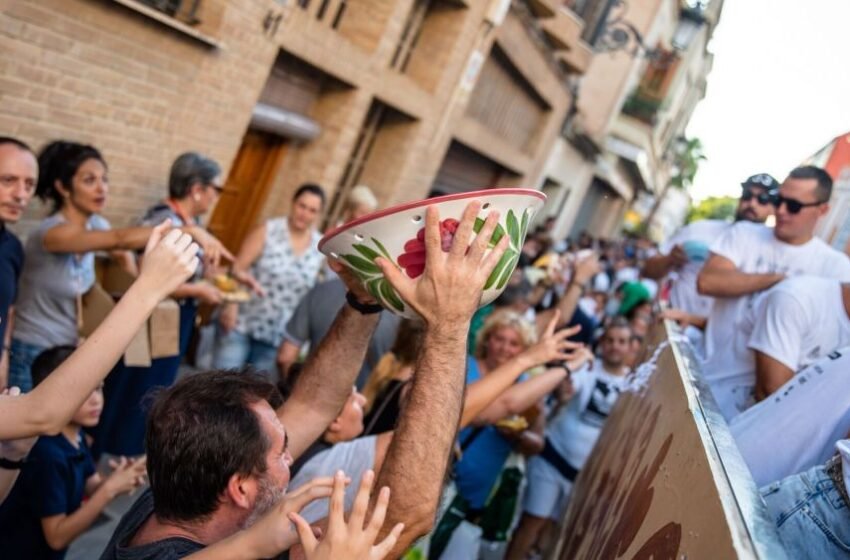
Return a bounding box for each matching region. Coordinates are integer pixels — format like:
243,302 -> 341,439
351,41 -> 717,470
377,202 -> 509,327
104,456 -> 147,498
668,245 -> 688,269
524,311 -> 583,366
193,282 -> 224,306
328,259 -> 377,306
0,387 -> 37,461
138,221 -> 200,299
572,252 -> 601,286
290,470 -> 404,560
564,346 -> 594,372
238,477 -> 336,558
186,227 -> 235,269
232,269 -> 265,298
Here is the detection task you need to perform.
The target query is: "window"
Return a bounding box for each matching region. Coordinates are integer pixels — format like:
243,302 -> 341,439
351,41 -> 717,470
137,0 -> 202,25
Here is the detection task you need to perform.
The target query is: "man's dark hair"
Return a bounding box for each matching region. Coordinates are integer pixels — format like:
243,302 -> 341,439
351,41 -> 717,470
293,183 -> 326,207
36,141 -> 106,213
788,165 -> 833,202
0,136 -> 33,153
605,316 -> 633,337
31,345 -> 76,388
168,152 -> 221,200
145,370 -> 284,523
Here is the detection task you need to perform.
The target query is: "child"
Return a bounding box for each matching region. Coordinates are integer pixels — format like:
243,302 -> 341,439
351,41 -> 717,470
0,346 -> 146,559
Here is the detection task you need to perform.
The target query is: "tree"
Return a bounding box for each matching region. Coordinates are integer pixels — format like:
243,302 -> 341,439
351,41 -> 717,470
644,136 -> 707,231
685,196 -> 737,223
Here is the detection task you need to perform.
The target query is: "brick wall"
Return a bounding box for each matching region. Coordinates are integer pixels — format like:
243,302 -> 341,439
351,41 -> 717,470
1,0 -> 278,234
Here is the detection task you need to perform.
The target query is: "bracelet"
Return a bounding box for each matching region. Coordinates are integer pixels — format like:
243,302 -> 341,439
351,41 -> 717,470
345,292 -> 383,315
0,457 -> 26,470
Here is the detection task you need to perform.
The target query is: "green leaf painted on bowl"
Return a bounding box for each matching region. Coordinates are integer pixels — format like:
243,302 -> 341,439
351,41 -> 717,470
520,207 -> 530,241
506,209 -> 520,248
485,249 -> 516,290
342,254 -> 382,275
353,243 -> 381,262
379,278 -> 405,312
371,238 -> 395,262
365,277 -> 383,302
472,217 -> 506,246
496,252 -> 520,290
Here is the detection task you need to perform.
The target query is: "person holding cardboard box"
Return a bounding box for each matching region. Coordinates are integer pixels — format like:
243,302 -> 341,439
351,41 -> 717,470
7,142 -> 231,393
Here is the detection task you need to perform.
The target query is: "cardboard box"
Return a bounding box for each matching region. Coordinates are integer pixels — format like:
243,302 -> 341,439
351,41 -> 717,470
83,257 -> 182,365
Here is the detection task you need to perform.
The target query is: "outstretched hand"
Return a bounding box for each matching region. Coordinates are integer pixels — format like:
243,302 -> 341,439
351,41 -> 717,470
524,310 -> 583,366
290,470 -> 403,560
138,220 -> 200,299
376,202 -> 509,327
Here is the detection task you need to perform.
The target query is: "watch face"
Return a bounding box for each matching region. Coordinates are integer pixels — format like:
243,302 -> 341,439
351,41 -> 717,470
682,240 -> 710,263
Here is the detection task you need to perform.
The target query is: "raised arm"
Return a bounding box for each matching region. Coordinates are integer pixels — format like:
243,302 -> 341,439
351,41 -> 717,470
642,244 -> 687,279
369,202 -> 509,556
537,252 -> 600,332
697,253 -> 784,297
278,260 -> 380,460
0,222 -> 199,439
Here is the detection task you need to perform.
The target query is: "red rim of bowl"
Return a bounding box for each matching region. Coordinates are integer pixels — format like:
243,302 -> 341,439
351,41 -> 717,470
319,187 -> 547,251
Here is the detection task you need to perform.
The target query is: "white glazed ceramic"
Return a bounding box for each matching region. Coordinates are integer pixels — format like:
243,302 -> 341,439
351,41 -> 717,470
319,188 -> 547,318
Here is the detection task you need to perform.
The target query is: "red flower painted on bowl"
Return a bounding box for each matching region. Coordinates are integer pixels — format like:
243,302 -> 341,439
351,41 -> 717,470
397,219 -> 460,278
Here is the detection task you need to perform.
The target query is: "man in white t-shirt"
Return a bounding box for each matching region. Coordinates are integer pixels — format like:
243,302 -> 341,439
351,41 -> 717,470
748,276 -> 850,401
697,166 -> 850,420
731,347 -> 850,487
760,437 -> 850,559
507,319 -> 632,560
643,173 -> 778,319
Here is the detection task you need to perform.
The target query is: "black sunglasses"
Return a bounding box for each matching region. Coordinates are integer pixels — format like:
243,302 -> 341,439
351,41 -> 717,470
740,189 -> 775,205
772,195 -> 824,215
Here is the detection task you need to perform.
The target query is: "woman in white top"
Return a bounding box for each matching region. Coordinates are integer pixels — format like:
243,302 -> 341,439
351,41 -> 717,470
214,184 -> 326,377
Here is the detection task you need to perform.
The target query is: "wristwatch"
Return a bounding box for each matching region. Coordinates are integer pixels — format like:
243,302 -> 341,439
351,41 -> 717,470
345,292 -> 383,315
0,457 -> 26,470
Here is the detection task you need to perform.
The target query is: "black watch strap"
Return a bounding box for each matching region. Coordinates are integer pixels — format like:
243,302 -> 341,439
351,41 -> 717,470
0,457 -> 26,470
345,291 -> 383,315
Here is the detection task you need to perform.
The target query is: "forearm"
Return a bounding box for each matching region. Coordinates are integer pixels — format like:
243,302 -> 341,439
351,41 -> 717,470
373,325 -> 468,556
460,354 -> 533,428
641,255 -> 674,279
754,353 -> 794,401
477,368 -> 566,424
697,269 -> 784,297
280,305 -> 379,459
554,283 -> 582,326
1,282 -> 159,439
170,282 -> 201,300
43,487 -> 112,550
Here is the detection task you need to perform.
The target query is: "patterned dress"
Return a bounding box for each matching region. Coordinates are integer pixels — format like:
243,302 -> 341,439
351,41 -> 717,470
235,217 -> 324,347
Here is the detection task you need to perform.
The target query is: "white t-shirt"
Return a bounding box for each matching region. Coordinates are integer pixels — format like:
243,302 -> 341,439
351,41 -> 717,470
748,276 -> 850,372
702,222 -> 850,420
288,435 -> 378,523
660,219 -> 730,317
547,362 -> 626,469
730,347 -> 850,486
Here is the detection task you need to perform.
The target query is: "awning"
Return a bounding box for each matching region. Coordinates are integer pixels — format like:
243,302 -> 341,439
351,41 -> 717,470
605,136 -> 655,193
592,156 -> 633,201
250,103 -> 320,142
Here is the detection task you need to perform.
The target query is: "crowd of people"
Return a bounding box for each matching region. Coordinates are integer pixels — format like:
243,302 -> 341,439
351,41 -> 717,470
0,132 -> 848,560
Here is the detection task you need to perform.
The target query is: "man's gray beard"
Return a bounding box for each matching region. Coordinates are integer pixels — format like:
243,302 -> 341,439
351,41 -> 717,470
242,475 -> 288,529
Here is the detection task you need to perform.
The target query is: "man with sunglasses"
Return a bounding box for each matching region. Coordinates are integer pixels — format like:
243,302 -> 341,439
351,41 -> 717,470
643,173 -> 778,325
697,166 -> 850,421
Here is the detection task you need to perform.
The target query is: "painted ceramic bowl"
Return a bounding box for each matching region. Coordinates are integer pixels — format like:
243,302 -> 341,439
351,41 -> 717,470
319,188 -> 547,318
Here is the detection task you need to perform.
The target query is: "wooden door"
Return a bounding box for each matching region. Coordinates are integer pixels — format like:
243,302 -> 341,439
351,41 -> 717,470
209,130 -> 287,252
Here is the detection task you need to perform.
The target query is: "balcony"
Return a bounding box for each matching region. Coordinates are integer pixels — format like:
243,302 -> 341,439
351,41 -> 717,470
622,90 -> 663,126
539,7 -> 584,50
556,39 -> 593,74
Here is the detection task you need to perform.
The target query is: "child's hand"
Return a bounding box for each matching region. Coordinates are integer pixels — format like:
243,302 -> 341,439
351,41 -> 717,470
104,456 -> 147,498
138,221 -> 200,299
290,470 -> 404,560
240,476 -> 338,557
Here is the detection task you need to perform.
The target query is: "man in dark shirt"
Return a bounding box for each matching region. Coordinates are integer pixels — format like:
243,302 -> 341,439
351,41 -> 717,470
0,137 -> 37,388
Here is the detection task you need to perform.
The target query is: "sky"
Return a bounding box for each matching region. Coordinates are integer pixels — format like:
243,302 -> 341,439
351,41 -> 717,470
686,0 -> 850,201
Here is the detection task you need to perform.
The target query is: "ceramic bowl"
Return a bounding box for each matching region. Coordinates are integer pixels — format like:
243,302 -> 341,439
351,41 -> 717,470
318,188 -> 547,318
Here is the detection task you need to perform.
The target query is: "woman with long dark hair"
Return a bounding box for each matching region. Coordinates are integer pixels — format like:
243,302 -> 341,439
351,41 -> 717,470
8,142 -> 227,392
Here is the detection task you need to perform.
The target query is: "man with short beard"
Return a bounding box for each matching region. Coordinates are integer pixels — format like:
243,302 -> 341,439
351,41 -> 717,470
642,173 -> 778,321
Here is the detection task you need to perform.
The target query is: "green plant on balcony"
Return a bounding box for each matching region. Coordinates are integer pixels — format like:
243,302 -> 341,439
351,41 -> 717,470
622,91 -> 663,125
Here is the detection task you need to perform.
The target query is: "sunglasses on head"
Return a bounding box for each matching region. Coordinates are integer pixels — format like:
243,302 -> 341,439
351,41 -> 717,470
740,189 -> 775,205
772,195 -> 824,215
